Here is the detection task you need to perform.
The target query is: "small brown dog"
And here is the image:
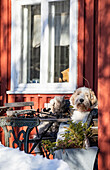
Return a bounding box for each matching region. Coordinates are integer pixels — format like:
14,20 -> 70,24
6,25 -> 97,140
49,96 -> 70,117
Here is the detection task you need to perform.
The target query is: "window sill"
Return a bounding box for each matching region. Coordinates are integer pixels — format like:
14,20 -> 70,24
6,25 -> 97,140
6,83 -> 76,94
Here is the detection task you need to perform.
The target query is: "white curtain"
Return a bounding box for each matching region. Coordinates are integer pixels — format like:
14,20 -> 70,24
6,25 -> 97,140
32,15 -> 41,48
55,14 -> 69,46
49,0 -> 70,46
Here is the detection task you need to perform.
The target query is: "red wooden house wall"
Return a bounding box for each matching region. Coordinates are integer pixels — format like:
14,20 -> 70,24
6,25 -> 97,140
0,0 -> 110,169
98,0 -> 110,169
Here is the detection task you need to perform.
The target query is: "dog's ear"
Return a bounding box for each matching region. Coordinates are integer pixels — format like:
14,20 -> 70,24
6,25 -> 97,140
90,90 -> 98,108
70,90 -> 76,106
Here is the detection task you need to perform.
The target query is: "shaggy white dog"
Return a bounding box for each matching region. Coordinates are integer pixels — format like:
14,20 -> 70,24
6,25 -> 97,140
70,86 -> 97,123
57,87 -> 98,141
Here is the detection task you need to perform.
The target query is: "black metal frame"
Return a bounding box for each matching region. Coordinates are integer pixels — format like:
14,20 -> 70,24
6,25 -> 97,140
0,109 -> 98,155
0,116 -> 40,153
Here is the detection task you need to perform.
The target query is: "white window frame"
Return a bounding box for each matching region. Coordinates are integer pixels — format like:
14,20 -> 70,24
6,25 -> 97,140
7,0 -> 78,94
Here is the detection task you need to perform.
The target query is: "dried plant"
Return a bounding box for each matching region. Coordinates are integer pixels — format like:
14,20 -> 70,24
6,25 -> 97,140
42,121 -> 92,152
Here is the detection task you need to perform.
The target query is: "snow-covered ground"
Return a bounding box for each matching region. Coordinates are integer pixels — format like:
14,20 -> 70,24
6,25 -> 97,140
0,142 -> 70,170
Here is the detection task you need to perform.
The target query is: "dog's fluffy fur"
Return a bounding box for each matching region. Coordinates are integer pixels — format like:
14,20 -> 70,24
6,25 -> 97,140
49,96 -> 66,113
49,87 -> 97,122
70,87 -> 97,112
49,96 -> 70,115
57,87 -> 98,142
70,87 -> 97,123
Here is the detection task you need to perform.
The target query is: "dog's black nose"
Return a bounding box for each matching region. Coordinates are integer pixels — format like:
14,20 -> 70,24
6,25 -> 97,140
80,99 -> 84,103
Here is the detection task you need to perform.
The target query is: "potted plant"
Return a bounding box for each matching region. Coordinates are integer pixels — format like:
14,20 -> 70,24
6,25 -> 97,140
42,121 -> 98,170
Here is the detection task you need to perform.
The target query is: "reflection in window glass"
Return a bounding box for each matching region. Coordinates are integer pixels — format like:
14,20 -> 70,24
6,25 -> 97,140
21,5 -> 41,83
48,0 -> 70,83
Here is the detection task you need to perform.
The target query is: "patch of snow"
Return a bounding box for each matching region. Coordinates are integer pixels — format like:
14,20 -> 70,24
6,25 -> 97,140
0,142 -> 70,170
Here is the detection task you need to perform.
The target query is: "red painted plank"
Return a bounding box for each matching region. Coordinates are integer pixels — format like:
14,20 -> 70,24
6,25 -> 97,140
84,0 -> 94,89
0,0 -> 8,105
93,0 -> 98,96
7,0 -> 11,91
77,0 -> 85,87
98,0 -> 110,169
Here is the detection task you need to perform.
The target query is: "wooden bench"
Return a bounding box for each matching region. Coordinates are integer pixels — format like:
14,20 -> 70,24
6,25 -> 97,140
5,102 -> 36,117
0,102 -> 40,153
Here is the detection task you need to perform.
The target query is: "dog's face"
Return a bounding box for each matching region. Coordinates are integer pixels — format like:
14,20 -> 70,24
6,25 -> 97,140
70,87 -> 97,112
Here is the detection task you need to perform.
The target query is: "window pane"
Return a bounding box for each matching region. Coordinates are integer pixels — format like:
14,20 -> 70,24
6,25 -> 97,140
48,0 -> 70,83
21,4 -> 41,83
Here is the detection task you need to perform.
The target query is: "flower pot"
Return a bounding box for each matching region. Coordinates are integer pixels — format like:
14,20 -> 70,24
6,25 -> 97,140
54,147 -> 98,170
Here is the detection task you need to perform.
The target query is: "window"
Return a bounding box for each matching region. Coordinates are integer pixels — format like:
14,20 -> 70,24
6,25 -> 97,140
21,5 -> 41,83
48,1 -> 70,83
9,0 -> 78,94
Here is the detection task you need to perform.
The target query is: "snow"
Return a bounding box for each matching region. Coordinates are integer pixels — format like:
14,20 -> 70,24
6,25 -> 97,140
0,142 -> 70,170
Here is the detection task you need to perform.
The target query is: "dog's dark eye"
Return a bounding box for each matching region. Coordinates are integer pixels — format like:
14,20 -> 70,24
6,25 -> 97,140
77,91 -> 81,95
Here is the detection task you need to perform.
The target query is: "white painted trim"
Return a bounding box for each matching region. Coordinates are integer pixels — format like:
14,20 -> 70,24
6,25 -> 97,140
23,7 -> 28,83
16,0 -> 41,5
7,82 -> 75,94
10,0 -> 78,94
16,0 -> 67,5
40,0 -> 49,84
28,6 -> 31,82
50,4 -> 55,83
69,0 -> 78,87
11,0 -> 22,90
